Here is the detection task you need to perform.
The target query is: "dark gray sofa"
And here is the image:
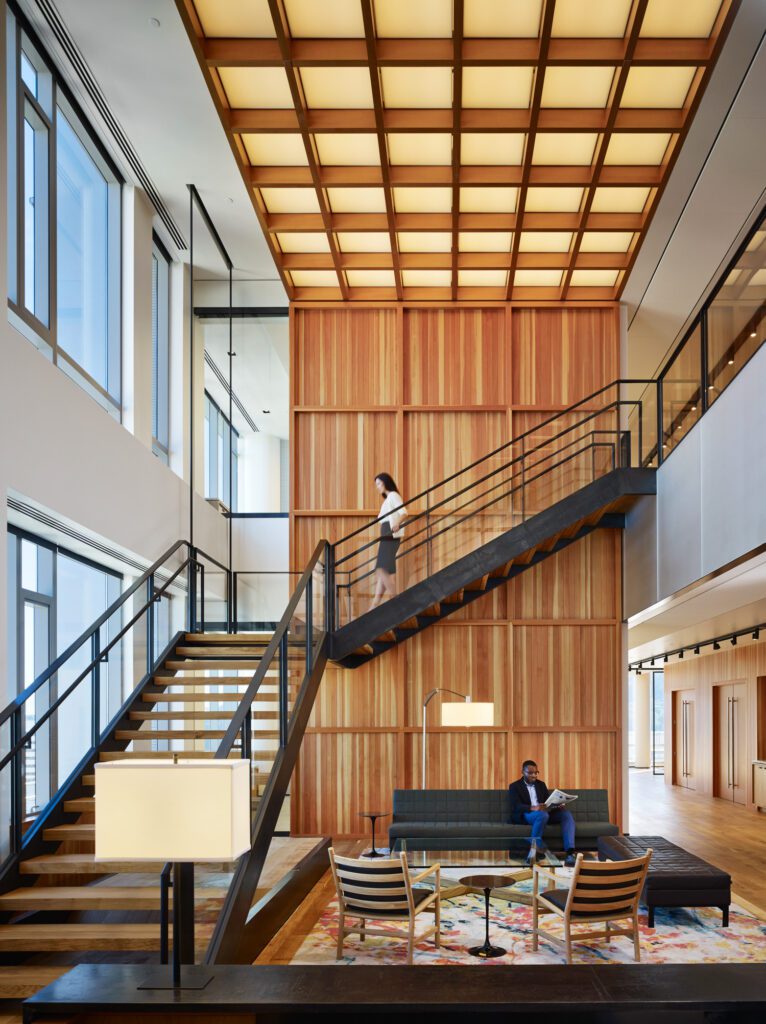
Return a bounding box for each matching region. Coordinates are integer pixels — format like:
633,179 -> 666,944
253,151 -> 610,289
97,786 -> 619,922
388,788 -> 618,852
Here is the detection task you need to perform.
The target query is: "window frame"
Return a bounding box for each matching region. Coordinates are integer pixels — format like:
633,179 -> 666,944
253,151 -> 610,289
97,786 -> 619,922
6,1 -> 123,417
151,233 -> 171,463
204,390 -> 239,513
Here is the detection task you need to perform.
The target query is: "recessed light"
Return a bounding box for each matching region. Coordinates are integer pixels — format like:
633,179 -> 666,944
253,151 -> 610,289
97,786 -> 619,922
751,331 -> 757,337
727,358 -> 734,365
691,405 -> 697,411
708,385 -> 715,391
662,443 -> 667,449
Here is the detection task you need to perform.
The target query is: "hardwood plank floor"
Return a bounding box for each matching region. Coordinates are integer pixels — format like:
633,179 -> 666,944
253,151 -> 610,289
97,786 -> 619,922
629,769 -> 766,913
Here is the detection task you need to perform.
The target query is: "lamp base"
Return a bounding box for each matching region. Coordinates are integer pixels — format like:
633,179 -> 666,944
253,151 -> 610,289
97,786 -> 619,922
138,966 -> 215,991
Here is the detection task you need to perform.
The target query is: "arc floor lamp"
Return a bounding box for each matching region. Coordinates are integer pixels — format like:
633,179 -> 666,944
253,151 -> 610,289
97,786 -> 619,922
422,688 -> 495,789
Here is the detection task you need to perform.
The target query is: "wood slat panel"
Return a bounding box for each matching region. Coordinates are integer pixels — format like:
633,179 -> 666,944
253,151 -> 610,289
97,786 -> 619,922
294,308 -> 398,407
513,625 -> 618,729
294,412 -> 398,511
404,309 -> 507,407
508,731 -> 618,804
405,625 -> 508,728
404,410 -> 507,502
293,732 -> 396,836
310,660 -> 399,729
508,530 -> 618,620
405,731 -> 507,790
512,308 -> 619,407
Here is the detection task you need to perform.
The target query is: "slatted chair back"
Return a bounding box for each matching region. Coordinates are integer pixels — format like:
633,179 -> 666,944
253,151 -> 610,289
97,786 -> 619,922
566,850 -> 652,918
329,850 -> 414,918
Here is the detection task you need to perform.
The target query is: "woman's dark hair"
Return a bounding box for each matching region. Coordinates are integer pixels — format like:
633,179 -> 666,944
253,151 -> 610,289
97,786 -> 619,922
375,472 -> 399,495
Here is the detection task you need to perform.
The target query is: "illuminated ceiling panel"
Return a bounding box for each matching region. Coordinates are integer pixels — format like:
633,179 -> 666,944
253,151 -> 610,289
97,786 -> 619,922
387,133 -> 452,166
183,0 -> 735,300
463,0 -> 542,38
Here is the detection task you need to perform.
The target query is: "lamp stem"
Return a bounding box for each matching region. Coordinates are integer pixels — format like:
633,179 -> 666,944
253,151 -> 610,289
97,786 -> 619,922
421,688 -> 469,790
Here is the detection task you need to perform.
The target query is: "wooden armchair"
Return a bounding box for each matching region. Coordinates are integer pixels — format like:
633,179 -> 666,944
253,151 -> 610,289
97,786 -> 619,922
532,849 -> 652,963
329,848 -> 441,964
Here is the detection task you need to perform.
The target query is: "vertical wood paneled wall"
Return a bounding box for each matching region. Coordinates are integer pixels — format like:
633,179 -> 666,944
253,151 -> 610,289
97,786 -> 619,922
665,644 -> 766,808
290,303 -> 624,837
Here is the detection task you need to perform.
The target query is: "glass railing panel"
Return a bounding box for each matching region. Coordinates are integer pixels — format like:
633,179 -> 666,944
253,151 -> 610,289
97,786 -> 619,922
662,324 -> 702,454
234,572 -> 297,631
0,718 -> 12,863
707,217 -> 766,403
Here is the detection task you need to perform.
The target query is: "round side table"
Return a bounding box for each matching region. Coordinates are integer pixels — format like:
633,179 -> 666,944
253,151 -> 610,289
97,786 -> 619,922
459,873 -> 518,958
358,811 -> 390,858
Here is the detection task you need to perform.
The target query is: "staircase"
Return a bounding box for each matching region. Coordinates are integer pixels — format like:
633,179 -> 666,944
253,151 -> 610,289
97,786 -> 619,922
328,379 -> 658,666
0,629 -> 297,992
0,378 -> 660,989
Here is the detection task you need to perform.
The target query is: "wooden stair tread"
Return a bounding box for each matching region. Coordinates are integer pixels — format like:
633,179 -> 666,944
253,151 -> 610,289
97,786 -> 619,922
184,633 -> 270,642
99,750 -> 240,761
465,575 -> 489,591
0,923 -> 213,952
115,729 -> 229,740
154,675 -> 253,684
142,693 -> 251,703
129,710 -> 275,721
443,589 -> 464,604
375,630 -> 396,644
20,854 -> 237,875
0,965 -> 69,999
164,660 -> 262,671
43,823 -> 94,842
63,797 -> 94,812
174,647 -> 266,657
0,885 -> 229,911
420,602 -> 441,617
352,644 -> 374,657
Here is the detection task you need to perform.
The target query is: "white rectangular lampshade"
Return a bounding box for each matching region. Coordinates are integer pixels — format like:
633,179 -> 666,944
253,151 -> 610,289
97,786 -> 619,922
440,701 -> 494,727
95,760 -> 250,862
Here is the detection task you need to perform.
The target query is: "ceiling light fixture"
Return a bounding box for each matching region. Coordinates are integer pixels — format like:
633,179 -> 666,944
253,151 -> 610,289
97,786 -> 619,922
730,635 -> 737,646
753,629 -> 760,640
693,646 -> 700,655
663,654 -> 668,663
713,641 -> 721,651
650,658 -> 655,666
727,358 -> 734,365
678,650 -> 684,658
750,331 -> 757,337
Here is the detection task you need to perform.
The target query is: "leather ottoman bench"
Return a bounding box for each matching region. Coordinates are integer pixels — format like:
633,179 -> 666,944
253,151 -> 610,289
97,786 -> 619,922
598,834 -> 731,928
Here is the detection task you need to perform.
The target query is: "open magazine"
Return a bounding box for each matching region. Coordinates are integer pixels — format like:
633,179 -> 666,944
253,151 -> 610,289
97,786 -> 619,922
544,788 -> 578,808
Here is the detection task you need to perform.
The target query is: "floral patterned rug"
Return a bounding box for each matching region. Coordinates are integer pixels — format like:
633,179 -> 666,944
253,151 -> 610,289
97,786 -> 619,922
291,872 -> 766,966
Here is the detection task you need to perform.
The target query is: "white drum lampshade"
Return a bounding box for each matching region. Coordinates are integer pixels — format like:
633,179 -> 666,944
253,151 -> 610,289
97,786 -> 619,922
440,701 -> 494,727
95,760 -> 251,863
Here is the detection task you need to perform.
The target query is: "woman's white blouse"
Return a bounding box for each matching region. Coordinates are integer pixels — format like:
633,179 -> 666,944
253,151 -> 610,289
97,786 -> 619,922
379,492 -> 408,539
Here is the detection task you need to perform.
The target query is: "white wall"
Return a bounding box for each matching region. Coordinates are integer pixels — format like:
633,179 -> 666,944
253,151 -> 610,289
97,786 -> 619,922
625,344 -> 766,617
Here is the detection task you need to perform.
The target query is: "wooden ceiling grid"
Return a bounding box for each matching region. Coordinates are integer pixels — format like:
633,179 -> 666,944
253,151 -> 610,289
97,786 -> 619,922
178,0 -> 738,303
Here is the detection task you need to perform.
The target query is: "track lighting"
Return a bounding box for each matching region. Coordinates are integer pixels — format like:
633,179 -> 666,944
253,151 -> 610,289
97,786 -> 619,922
731,635 -> 737,646
650,658 -> 655,666
694,646 -> 700,655
713,641 -> 720,651
663,654 -> 668,663
753,629 -> 760,640
679,650 -> 684,658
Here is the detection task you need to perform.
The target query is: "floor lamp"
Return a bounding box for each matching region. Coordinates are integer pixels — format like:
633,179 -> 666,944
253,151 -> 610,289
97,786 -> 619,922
422,688 -> 495,789
95,759 -> 250,990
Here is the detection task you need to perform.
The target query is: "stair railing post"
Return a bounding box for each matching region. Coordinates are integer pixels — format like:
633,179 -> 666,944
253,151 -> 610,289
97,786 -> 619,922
232,571 -> 238,634
91,629 -> 101,748
188,547 -> 197,633
226,564 -> 232,634
279,632 -> 289,747
10,708 -> 23,856
326,545 -> 336,635
426,500 -> 433,578
199,563 -> 206,634
520,434 -> 526,523
147,573 -> 155,677
160,862 -> 171,964
305,576 -> 313,675
590,430 -> 596,482
656,378 -> 664,467
240,708 -> 252,761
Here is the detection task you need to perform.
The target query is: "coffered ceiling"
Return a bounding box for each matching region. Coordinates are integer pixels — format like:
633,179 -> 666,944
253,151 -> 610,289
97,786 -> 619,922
177,0 -> 738,302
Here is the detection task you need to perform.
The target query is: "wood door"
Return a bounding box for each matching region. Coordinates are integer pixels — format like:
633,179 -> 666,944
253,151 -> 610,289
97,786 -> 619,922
730,681 -> 748,805
673,690 -> 695,790
715,684 -> 732,799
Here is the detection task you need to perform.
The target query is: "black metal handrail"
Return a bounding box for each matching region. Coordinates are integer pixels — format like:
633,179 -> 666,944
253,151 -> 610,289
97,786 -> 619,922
333,378 -> 656,550
204,539 -> 329,964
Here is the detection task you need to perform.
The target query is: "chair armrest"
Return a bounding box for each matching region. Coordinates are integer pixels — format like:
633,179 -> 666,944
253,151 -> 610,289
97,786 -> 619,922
533,863 -> 562,887
410,863 -> 440,885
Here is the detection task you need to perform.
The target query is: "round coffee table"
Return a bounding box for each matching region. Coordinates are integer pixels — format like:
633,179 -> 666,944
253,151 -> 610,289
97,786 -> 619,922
459,873 -> 518,959
358,811 -> 389,858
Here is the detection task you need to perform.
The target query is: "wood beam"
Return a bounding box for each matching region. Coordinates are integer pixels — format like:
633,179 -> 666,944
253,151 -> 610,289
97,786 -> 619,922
451,0 -> 464,300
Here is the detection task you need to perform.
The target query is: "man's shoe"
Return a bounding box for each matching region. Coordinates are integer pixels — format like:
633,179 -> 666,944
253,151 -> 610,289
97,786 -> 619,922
526,844 -> 539,865
564,851 -> 576,867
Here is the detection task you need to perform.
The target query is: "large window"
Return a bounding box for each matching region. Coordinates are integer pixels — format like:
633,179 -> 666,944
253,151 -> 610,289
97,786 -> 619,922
151,235 -> 170,463
6,4 -> 122,416
6,529 -> 122,814
204,391 -> 238,512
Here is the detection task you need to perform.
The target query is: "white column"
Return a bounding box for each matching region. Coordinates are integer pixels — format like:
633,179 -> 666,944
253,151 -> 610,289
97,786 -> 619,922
634,673 -> 651,769
120,186 -> 153,447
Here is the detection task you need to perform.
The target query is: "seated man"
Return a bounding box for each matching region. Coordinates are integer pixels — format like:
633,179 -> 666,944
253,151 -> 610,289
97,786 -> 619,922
509,759 -> 576,866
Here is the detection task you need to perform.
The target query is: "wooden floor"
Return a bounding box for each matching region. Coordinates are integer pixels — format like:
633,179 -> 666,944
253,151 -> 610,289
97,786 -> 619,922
629,769 -> 766,912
